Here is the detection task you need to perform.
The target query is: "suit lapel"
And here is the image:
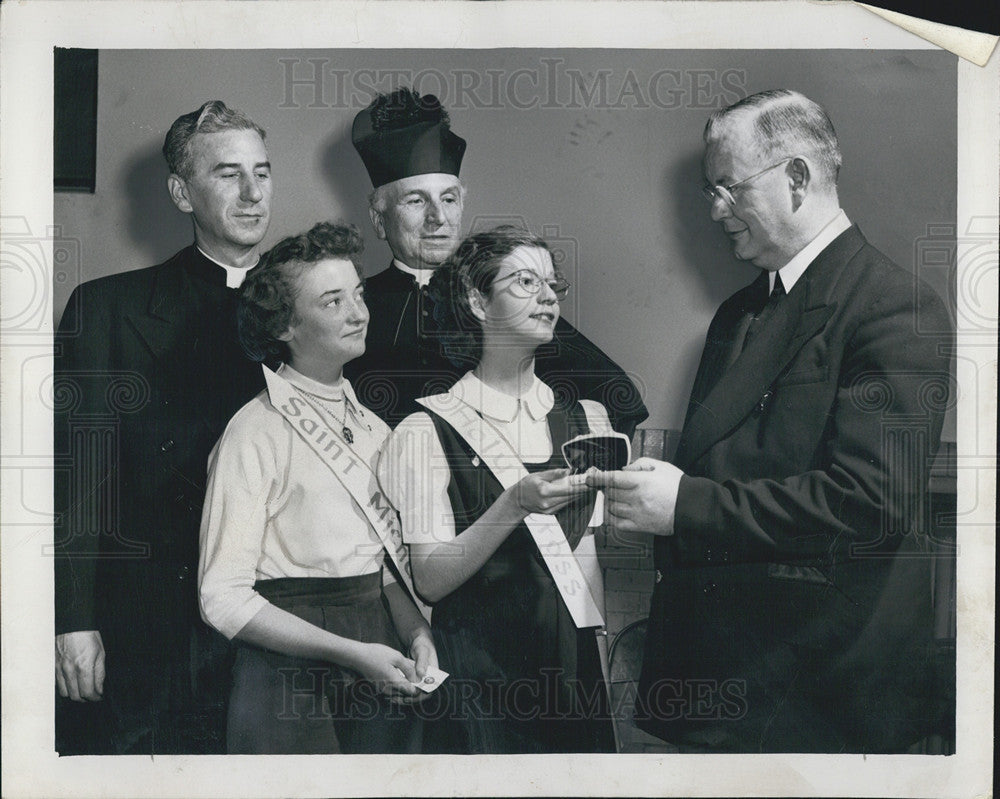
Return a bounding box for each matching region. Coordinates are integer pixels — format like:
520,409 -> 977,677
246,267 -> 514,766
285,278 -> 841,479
124,248 -> 219,432
692,273 -> 768,410
676,227 -> 864,468
127,259 -> 199,361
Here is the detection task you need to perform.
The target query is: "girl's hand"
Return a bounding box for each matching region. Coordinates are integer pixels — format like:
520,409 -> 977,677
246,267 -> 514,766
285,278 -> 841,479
351,642 -> 420,699
408,630 -> 438,680
509,467 -> 590,516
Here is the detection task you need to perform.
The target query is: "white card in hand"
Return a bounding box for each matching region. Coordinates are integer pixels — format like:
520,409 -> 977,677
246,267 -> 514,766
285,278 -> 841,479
412,666 -> 449,693
587,490 -> 605,527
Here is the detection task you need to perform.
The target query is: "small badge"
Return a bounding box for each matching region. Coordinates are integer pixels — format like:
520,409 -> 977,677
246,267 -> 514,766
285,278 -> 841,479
413,666 -> 450,693
471,455 -> 480,467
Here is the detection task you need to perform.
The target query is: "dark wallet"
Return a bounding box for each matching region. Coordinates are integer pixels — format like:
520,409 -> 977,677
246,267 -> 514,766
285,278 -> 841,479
561,432 -> 631,474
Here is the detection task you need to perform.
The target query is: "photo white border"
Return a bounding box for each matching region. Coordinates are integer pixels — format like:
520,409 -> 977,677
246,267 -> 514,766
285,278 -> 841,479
1,2 -> 995,797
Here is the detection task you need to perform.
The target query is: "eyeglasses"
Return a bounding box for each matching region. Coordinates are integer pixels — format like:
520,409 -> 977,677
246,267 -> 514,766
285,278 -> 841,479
492,269 -> 571,301
701,158 -> 793,206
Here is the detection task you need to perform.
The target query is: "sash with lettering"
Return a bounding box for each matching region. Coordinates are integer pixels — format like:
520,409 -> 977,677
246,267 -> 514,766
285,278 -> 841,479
416,392 -> 605,629
263,365 -> 431,622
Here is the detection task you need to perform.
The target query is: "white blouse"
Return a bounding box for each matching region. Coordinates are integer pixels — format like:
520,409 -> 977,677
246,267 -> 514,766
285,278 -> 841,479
199,364 -> 392,640
378,371 -> 602,552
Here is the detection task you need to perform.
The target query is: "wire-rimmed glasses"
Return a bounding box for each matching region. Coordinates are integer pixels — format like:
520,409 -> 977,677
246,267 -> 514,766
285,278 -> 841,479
492,269 -> 571,301
702,158 -> 793,206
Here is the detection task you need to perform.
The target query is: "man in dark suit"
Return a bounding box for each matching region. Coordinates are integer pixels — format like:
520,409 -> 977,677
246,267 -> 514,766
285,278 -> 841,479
345,87 -> 647,436
53,101 -> 272,754
588,90 -> 953,752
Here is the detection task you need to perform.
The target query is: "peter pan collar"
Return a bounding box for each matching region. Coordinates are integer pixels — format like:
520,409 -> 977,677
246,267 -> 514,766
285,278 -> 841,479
452,370 -> 554,423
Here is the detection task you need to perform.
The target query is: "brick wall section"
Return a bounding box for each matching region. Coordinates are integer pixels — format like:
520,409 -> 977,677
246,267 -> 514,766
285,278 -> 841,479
598,429 -> 679,640
593,430 -> 677,750
600,531 -> 656,639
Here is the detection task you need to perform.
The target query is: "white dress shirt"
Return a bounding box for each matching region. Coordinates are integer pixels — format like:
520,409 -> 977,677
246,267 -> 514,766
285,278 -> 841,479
771,210 -> 851,293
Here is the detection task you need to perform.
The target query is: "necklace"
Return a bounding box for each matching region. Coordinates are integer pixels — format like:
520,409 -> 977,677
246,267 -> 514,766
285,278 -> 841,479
295,387 -> 370,445
336,398 -> 354,444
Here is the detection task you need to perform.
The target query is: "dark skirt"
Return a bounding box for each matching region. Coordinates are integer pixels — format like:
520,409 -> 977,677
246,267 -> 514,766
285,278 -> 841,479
427,542 -> 615,754
226,572 -> 422,754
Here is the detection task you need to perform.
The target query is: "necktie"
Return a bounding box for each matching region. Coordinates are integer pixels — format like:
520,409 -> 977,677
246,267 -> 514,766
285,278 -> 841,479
742,272 -> 785,352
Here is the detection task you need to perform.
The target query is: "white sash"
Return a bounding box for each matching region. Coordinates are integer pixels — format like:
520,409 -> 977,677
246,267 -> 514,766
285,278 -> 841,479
263,366 -> 431,622
416,393 -> 605,629
577,399 -> 615,436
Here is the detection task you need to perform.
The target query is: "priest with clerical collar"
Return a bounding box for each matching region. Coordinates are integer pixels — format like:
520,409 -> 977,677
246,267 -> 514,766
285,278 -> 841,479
346,86 -> 648,437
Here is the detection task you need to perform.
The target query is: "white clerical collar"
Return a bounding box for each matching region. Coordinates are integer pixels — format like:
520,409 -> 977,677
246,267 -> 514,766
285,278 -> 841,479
197,247 -> 258,289
452,370 -> 555,423
392,259 -> 438,289
771,210 -> 851,294
278,362 -> 360,408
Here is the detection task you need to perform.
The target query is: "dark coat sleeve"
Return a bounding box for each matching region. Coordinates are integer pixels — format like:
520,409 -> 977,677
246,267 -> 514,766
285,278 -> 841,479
673,265 -> 952,565
53,281 -> 109,634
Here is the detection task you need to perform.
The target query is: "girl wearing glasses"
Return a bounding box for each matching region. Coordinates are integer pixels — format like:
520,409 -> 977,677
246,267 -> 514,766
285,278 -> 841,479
379,225 -> 615,754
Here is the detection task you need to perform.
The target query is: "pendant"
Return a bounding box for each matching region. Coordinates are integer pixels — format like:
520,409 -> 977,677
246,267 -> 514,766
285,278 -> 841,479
342,426 -> 354,444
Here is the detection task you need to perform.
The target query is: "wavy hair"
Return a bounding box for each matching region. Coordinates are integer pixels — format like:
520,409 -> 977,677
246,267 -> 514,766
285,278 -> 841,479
238,221 -> 365,363
162,100 -> 266,179
428,225 -> 552,367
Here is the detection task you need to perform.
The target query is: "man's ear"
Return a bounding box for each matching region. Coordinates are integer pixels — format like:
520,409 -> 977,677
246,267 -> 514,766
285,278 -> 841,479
789,157 -> 810,188
788,157 -> 810,211
277,325 -> 294,343
167,174 -> 193,214
369,206 -> 387,241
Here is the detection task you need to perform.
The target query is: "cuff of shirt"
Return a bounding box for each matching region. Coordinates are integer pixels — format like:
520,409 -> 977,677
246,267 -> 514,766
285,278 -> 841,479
205,591 -> 269,641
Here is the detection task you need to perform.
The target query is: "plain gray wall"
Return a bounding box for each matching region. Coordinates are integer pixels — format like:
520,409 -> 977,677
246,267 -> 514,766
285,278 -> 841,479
54,48 -> 957,433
